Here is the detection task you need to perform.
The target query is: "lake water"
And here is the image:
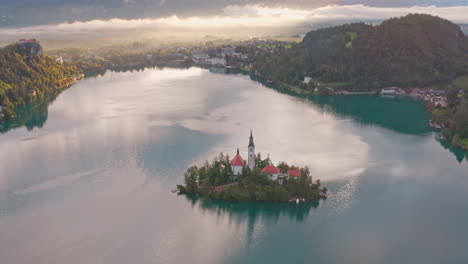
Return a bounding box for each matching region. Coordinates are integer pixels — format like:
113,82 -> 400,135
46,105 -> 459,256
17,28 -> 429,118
1,67 -> 467,264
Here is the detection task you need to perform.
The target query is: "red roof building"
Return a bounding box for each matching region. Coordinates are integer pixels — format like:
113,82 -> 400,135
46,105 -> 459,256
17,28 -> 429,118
287,170 -> 302,177
230,148 -> 245,166
262,165 -> 280,174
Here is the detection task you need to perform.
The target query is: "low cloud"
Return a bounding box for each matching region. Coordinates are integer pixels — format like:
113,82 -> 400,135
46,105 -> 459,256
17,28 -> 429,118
1,4 -> 467,45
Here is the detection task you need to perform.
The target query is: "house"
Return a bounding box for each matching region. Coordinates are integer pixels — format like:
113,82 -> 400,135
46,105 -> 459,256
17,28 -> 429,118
19,39 -> 38,44
27,89 -> 36,96
56,56 -> 63,64
230,148 -> 244,176
410,88 -> 423,97
304,77 -> 312,84
192,52 -> 209,63
146,54 -> 153,60
221,46 -> 236,57
208,57 -> 226,67
262,165 -> 280,181
381,87 -> 396,94
287,170 -> 302,178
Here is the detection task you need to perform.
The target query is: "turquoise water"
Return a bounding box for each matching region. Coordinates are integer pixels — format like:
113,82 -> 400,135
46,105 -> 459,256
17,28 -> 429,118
0,67 -> 467,264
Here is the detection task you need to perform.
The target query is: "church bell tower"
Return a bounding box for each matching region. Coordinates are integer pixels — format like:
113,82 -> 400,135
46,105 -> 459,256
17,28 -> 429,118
248,130 -> 255,170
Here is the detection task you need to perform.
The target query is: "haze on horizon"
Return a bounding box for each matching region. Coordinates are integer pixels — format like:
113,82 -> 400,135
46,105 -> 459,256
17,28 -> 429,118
1,0 -> 468,48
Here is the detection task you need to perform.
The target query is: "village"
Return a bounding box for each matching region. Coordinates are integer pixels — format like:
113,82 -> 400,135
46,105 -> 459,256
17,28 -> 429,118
47,38 -> 292,70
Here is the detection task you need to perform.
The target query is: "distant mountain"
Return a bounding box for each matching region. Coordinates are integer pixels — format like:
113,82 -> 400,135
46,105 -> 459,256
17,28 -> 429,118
0,41 -> 79,120
255,14 -> 468,90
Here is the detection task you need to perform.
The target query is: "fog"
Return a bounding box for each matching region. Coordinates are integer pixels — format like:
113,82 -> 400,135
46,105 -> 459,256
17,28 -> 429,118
1,4 -> 468,49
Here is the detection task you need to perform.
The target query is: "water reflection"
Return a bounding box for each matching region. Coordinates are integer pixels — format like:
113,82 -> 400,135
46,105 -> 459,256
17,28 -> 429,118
181,193 -> 320,249
183,194 -> 320,224
0,93 -> 54,134
241,73 -> 432,135
436,136 -> 468,163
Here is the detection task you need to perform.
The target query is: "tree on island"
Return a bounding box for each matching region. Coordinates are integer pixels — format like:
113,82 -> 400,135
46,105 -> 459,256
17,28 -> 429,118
178,152 -> 327,202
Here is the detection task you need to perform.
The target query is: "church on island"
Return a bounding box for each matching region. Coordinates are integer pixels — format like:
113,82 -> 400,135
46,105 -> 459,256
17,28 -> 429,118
230,130 -> 302,184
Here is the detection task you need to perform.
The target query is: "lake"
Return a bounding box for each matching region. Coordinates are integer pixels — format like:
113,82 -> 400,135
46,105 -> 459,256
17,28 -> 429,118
1,67 -> 467,264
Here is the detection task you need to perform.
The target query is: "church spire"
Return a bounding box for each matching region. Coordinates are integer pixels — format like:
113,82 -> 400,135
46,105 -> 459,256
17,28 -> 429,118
249,129 -> 255,147
248,130 -> 255,170
237,148 -> 240,155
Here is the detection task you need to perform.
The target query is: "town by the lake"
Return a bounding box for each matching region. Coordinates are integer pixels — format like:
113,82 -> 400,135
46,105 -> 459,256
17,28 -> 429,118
1,2 -> 468,264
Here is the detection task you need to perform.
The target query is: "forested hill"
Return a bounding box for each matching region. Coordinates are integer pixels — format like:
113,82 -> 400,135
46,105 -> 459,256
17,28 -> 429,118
0,42 -> 80,119
255,14 -> 468,90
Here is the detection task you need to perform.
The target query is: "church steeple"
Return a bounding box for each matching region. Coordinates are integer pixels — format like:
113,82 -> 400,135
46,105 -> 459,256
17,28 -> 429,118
237,148 -> 240,155
248,130 -> 255,170
249,129 -> 255,147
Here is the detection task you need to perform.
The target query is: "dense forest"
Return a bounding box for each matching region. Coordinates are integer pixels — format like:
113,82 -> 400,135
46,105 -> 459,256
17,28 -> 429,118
254,14 -> 468,90
0,42 -> 80,120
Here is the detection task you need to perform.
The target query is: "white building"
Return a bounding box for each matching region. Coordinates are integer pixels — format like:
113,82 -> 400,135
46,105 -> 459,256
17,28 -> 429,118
230,148 -> 244,176
381,87 -> 396,94
56,56 -> 63,64
261,165 -> 280,181
208,57 -> 226,67
304,77 -> 312,84
192,52 -> 209,63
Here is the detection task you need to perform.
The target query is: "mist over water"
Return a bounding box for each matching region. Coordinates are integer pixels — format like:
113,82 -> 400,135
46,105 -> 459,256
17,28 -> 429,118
0,67 -> 467,264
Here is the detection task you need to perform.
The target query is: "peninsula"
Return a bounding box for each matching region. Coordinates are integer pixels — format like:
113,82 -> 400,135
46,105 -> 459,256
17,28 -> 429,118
177,131 -> 327,202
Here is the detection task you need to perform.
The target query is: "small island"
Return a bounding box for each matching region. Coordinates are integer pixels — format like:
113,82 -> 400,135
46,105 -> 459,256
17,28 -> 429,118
177,131 -> 327,202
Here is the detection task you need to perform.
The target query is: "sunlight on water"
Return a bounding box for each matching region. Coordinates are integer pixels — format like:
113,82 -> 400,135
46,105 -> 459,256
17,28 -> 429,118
1,68 -> 467,264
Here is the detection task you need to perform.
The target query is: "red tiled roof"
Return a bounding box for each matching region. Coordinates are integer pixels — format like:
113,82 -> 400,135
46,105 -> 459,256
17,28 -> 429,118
231,154 -> 245,166
262,165 -> 280,174
213,186 -> 225,192
287,170 -> 302,177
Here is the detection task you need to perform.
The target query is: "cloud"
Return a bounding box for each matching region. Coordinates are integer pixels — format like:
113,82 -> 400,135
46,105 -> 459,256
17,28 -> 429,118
1,4 -> 467,38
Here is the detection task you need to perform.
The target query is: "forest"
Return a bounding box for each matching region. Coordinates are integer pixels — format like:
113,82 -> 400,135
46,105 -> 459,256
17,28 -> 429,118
0,43 -> 80,120
254,14 -> 468,91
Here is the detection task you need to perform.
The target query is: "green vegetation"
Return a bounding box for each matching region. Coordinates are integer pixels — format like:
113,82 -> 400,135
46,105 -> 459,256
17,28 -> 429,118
0,43 -> 81,120
177,152 -> 327,202
345,31 -> 358,48
430,75 -> 468,149
254,14 -> 468,91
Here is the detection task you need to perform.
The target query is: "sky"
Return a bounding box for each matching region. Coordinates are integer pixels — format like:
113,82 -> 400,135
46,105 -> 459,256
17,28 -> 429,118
0,0 -> 467,47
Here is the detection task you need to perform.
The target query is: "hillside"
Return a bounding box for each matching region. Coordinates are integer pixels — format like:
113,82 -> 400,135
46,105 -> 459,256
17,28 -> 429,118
255,14 -> 468,90
0,41 -> 80,120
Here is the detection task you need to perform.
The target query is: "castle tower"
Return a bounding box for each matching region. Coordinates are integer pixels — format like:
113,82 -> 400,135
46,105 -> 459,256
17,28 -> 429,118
248,130 -> 255,170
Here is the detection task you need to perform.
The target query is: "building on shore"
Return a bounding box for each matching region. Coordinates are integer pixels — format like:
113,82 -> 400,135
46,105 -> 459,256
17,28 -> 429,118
381,87 -> 396,94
